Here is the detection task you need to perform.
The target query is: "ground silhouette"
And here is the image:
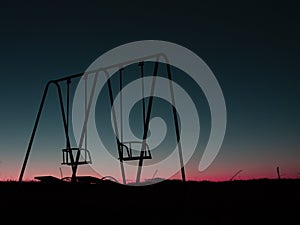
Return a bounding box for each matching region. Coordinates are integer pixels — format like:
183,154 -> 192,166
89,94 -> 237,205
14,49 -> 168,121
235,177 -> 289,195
0,178 -> 299,224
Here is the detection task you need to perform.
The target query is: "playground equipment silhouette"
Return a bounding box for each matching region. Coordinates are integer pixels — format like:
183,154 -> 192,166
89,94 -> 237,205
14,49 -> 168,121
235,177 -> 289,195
19,53 -> 185,184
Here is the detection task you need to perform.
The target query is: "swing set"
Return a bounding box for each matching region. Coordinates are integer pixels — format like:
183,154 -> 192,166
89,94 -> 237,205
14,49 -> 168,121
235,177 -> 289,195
18,53 -> 185,184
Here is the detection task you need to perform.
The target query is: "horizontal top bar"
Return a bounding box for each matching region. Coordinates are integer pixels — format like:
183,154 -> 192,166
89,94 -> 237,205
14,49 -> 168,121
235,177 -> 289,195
52,52 -> 168,83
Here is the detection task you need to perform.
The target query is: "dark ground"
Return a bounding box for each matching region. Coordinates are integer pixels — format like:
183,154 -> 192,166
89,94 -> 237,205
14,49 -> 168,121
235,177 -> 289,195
1,178 -> 299,224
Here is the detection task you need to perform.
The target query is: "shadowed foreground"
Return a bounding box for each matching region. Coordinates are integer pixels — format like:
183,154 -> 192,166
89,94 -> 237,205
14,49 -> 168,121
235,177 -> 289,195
1,178 -> 299,224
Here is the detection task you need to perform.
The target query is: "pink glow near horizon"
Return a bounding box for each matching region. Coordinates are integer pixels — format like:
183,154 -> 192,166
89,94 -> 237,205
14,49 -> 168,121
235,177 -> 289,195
1,165 -> 298,182
1,147 -> 299,182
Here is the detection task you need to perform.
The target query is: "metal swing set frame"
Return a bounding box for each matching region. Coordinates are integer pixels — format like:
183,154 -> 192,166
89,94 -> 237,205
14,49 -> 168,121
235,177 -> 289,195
18,53 -> 186,184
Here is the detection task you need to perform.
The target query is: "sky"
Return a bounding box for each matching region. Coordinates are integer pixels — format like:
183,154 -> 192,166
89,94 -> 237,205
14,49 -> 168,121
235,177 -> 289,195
0,1 -> 299,182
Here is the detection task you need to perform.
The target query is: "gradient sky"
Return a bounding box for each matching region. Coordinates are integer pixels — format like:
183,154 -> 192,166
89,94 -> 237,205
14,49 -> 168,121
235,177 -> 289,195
0,1 -> 299,182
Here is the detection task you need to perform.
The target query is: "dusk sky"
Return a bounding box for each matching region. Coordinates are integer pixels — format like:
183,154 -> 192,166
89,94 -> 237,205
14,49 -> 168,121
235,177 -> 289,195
0,1 -> 299,182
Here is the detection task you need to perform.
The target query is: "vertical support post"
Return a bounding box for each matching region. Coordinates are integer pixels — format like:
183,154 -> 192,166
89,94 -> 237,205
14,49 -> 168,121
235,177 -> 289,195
119,68 -> 124,143
66,79 -> 71,148
54,82 -> 75,180
18,81 -> 52,182
136,61 -> 159,184
138,61 -> 146,127
166,63 -> 186,182
276,166 -> 281,179
84,75 -> 88,158
72,73 -> 99,182
105,71 -> 126,184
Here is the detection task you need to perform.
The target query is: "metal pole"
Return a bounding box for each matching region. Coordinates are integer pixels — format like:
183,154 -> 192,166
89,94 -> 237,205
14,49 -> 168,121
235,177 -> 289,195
138,61 -> 146,127
119,68 -> 124,143
136,61 -> 159,183
54,82 -> 76,181
166,63 -> 186,182
18,81 -> 52,182
66,79 -> 71,148
105,71 -> 126,184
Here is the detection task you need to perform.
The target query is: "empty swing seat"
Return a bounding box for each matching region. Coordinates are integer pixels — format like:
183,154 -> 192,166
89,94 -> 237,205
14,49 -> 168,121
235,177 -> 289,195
118,141 -> 152,161
61,147 -> 92,165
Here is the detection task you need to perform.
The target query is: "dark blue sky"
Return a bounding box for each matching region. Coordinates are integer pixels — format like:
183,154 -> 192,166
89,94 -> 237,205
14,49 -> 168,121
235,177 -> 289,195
0,1 -> 299,181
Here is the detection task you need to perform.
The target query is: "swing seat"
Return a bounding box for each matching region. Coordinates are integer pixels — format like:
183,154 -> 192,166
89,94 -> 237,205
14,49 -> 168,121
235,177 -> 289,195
118,141 -> 152,161
61,147 -> 92,165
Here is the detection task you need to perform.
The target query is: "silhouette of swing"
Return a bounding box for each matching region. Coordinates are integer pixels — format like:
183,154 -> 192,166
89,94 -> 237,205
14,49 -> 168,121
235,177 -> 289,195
61,77 -> 92,167
112,62 -> 152,162
118,141 -> 151,161
61,147 -> 92,165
